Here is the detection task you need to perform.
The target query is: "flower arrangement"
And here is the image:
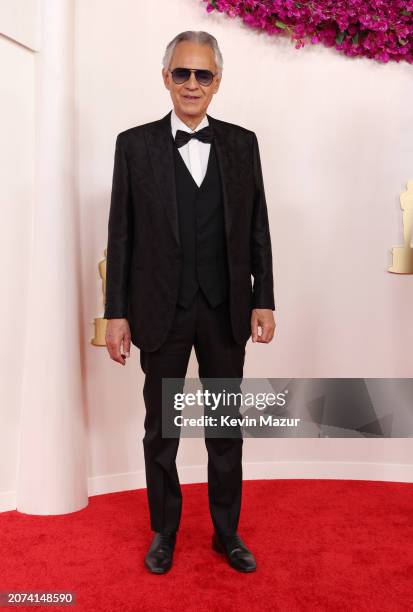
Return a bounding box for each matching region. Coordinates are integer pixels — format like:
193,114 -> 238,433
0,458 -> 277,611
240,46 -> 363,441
203,0 -> 413,63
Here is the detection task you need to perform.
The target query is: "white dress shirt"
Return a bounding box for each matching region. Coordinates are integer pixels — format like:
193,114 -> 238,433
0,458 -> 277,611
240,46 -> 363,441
170,108 -> 211,187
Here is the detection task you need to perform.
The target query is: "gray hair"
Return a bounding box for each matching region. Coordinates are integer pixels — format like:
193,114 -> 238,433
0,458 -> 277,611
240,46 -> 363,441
162,31 -> 223,76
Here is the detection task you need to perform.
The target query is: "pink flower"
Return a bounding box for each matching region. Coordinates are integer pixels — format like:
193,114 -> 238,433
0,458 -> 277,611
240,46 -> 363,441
201,0 -> 413,63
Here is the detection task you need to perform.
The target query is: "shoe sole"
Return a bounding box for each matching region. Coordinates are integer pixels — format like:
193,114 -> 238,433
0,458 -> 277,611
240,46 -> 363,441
211,536 -> 256,572
144,560 -> 172,574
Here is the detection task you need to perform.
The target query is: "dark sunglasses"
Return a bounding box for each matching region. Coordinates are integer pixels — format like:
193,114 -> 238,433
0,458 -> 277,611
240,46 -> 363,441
169,67 -> 217,87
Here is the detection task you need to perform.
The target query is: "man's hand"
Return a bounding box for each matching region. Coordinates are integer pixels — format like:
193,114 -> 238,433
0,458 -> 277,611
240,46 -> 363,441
251,309 -> 276,343
105,318 -> 131,365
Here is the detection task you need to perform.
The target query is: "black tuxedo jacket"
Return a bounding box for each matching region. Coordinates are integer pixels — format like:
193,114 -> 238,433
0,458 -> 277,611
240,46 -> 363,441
104,110 -> 275,352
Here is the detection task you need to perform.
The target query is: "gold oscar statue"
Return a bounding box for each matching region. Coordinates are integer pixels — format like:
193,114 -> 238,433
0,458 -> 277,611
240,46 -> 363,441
91,249 -> 108,346
388,181 -> 413,274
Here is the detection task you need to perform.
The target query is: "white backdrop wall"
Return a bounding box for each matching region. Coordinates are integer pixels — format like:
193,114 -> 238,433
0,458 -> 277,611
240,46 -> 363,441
0,2 -> 38,512
0,0 -> 40,50
1,0 -> 413,514
1,0 -> 87,515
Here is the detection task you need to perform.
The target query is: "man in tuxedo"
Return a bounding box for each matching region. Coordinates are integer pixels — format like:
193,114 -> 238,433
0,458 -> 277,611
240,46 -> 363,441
104,30 -> 276,574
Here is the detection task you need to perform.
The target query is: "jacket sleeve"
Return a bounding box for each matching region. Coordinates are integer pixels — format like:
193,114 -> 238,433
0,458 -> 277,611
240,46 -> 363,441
250,132 -> 276,310
104,133 -> 133,319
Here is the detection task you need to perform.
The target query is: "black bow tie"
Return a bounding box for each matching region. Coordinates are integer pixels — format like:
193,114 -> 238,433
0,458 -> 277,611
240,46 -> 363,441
174,125 -> 213,148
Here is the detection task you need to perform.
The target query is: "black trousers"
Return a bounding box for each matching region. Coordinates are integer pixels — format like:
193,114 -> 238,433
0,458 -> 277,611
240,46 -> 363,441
139,288 -> 247,537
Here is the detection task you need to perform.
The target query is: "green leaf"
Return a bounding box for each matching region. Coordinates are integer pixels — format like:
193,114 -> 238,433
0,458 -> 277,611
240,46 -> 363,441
336,31 -> 346,44
352,33 -> 359,44
275,20 -> 288,30
401,10 -> 412,16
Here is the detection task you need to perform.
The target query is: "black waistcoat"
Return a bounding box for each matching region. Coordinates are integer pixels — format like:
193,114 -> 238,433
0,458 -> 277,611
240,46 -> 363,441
173,139 -> 230,309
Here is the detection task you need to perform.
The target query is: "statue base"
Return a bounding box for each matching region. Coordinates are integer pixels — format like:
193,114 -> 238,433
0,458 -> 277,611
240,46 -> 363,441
388,246 -> 413,274
91,317 -> 108,346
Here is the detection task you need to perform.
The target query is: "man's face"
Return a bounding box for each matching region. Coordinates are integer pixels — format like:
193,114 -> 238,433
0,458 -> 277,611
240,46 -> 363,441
162,41 -> 221,121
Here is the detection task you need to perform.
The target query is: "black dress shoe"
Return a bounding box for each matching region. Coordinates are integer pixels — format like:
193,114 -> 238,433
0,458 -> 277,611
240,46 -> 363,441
212,532 -> 257,572
144,532 -> 176,574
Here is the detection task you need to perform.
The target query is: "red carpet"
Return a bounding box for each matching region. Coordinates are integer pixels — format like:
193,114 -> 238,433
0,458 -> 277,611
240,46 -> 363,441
1,479 -> 413,611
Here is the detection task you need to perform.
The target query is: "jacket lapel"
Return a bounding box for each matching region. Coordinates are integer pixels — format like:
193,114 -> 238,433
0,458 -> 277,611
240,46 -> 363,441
145,111 -> 180,246
145,109 -> 237,248
208,112 -> 236,241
